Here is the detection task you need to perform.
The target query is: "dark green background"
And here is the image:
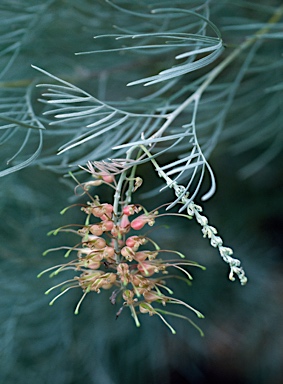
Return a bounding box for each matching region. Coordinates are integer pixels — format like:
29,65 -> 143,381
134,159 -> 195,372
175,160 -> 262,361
0,1 -> 282,383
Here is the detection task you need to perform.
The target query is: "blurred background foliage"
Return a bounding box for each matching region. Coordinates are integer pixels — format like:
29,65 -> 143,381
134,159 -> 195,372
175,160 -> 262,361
0,1 -> 282,383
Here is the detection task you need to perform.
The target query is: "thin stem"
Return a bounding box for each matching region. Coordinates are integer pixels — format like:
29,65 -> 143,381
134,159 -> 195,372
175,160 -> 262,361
168,298 -> 204,318
156,309 -> 204,336
49,285 -> 78,306
154,311 -> 176,334
129,305 -> 141,327
74,289 -> 89,314
139,145 -> 172,185
124,148 -> 143,205
45,279 -> 77,294
113,150 -> 133,216
170,265 -> 193,280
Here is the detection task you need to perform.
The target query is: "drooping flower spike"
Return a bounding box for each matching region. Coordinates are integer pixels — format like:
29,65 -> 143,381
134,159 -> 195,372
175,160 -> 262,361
40,166 -> 207,334
40,154 -> 247,334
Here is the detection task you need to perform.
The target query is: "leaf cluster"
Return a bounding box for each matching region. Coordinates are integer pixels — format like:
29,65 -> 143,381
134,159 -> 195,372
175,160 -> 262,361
0,1 -> 282,202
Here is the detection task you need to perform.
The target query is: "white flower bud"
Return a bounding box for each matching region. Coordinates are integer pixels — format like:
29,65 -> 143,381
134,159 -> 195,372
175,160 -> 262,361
219,246 -> 233,257
196,214 -> 208,226
210,236 -> 223,247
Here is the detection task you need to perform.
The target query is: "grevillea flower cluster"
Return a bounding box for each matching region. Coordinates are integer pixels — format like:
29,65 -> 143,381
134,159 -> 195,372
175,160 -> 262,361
40,150 -> 248,334
39,167 -> 205,334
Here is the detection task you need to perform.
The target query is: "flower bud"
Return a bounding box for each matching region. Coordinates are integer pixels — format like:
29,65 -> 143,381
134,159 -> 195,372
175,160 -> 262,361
143,291 -> 168,306
85,260 -> 101,270
134,251 -> 148,262
125,235 -> 147,250
101,273 -> 116,289
99,172 -> 115,184
101,220 -> 114,232
137,261 -> 157,276
89,224 -> 103,236
122,289 -> 134,303
85,235 -> 106,249
139,302 -> 154,315
121,246 -> 136,261
111,221 -> 130,237
117,263 -> 130,284
130,215 -> 148,230
91,207 -> 104,218
131,274 -> 146,288
102,246 -> 115,260
120,214 -> 130,229
143,291 -> 160,303
122,205 -> 141,216
84,180 -> 103,188
91,203 -> 113,218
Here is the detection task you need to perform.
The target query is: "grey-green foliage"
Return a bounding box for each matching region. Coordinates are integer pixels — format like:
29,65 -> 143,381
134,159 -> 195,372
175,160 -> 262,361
0,1 -> 283,384
1,0 -> 282,196
31,1 -> 224,206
